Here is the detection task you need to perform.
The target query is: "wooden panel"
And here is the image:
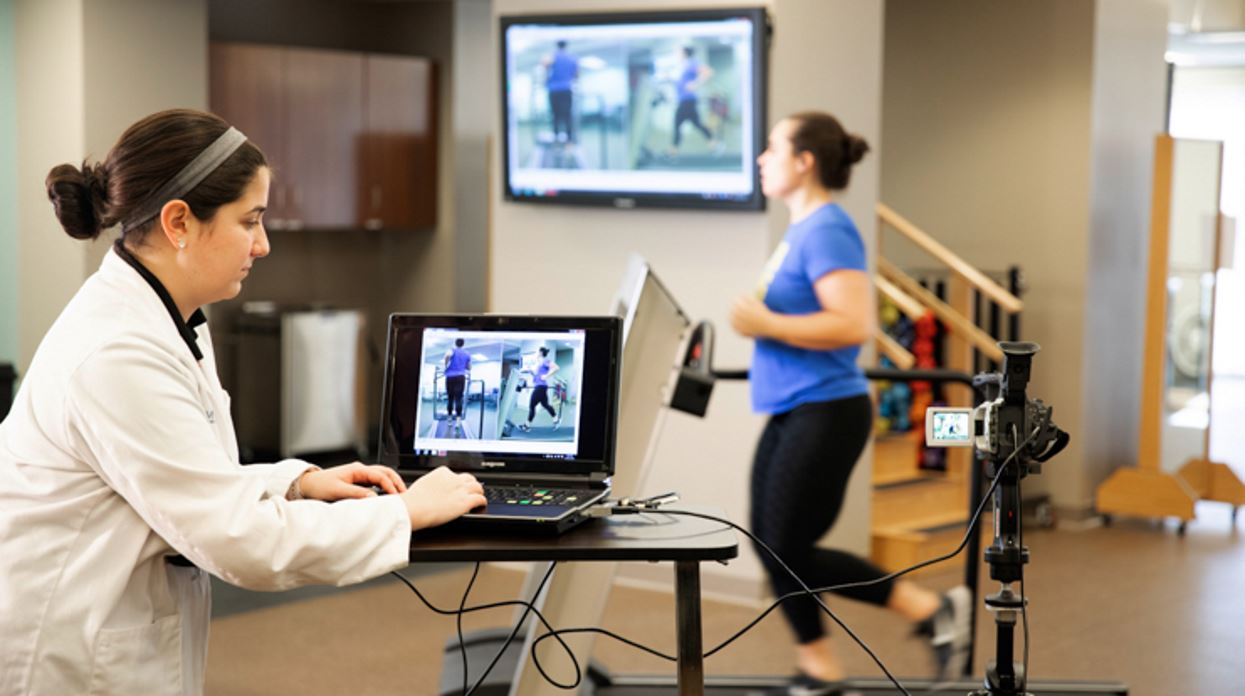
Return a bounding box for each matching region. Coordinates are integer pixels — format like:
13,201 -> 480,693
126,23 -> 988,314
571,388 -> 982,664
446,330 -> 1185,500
283,47 -> 365,229
362,54 -> 437,229
1138,134 -> 1174,472
872,431 -> 922,485
944,275 -> 973,478
872,477 -> 968,530
1179,458 -> 1245,505
871,521 -> 978,576
210,43 -> 289,223
1096,468 -> 1197,521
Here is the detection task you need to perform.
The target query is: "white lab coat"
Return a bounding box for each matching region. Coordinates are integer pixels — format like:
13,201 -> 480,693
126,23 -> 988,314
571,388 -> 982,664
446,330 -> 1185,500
0,249 -> 411,695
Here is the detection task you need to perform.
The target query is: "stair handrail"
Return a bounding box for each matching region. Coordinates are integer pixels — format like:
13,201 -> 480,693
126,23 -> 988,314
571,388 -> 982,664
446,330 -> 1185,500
876,203 -> 1023,314
874,328 -> 916,370
877,257 -> 1005,364
875,274 -> 926,320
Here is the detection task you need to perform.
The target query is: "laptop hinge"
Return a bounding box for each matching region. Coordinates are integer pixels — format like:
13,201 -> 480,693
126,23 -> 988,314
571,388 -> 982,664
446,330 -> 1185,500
476,472 -> 610,489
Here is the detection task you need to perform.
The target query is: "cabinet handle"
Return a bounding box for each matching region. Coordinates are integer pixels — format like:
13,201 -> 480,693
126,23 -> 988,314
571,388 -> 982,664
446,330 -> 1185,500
268,219 -> 286,231
364,218 -> 383,230
371,185 -> 382,211
287,219 -> 304,231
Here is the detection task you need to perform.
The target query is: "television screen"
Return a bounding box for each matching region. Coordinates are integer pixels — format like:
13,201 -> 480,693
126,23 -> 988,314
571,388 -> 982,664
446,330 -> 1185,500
500,8 -> 769,211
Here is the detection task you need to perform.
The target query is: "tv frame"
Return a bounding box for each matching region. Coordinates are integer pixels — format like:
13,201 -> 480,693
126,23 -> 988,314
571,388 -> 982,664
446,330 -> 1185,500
498,7 -> 770,212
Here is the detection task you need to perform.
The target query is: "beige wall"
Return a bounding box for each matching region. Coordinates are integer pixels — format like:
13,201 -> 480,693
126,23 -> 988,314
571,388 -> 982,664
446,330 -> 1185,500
490,0 -> 884,592
13,0 -> 208,373
882,0 -> 1169,510
81,0 -> 210,273
881,0 -> 1096,506
15,0 -> 86,371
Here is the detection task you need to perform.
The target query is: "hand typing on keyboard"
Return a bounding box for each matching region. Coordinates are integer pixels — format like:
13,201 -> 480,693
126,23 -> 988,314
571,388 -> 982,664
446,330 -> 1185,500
401,466 -> 487,529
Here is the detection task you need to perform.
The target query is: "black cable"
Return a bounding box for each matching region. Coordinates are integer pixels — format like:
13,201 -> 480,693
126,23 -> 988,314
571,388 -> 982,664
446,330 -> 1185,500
464,562 -> 558,696
533,427 -> 1041,670
696,436 -> 1029,661
389,567 -> 582,691
458,562 -> 481,696
598,508 -> 915,696
399,427 -> 1044,693
524,462 -> 1000,693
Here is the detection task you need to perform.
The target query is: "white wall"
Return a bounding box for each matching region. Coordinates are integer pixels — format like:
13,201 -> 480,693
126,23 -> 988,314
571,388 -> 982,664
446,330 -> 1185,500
1081,0 -> 1176,499
1170,0 -> 1245,31
490,0 -> 884,594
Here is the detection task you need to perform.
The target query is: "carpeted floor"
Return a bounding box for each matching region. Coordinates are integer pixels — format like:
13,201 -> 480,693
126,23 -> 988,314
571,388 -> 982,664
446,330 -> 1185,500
205,504 -> 1245,695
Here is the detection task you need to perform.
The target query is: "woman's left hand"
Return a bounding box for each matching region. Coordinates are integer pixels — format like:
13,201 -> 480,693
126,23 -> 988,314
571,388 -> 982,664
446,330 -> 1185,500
730,295 -> 774,338
298,463 -> 407,502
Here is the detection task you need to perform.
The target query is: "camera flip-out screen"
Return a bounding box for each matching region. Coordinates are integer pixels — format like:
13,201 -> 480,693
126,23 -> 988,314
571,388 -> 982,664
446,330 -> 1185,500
925,407 -> 974,447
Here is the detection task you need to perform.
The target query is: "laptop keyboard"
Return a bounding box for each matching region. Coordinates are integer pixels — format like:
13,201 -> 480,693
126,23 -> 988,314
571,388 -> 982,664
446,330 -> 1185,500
483,485 -> 588,507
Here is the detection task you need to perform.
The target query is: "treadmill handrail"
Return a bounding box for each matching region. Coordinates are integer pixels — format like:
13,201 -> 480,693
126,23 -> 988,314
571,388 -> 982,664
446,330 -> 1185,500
710,367 -> 975,388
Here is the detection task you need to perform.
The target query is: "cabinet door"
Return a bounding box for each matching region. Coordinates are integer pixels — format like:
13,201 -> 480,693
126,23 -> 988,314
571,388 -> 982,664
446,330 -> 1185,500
361,54 -> 438,230
209,43 -> 290,226
283,48 -> 365,230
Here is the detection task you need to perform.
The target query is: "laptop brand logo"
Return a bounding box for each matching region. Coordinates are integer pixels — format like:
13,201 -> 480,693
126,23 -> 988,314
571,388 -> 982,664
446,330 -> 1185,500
482,461 -> 507,468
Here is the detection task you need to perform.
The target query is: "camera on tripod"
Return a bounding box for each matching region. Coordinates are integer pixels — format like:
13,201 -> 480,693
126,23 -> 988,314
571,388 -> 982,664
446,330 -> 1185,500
921,342 -> 1076,696
923,342 -> 1067,476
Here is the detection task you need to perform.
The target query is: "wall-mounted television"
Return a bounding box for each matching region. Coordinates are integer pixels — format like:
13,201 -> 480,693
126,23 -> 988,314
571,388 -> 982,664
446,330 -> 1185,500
500,7 -> 769,211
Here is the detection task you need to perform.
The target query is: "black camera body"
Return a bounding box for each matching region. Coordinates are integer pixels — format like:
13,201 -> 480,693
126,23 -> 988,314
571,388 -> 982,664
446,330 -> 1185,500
927,342 -> 1067,478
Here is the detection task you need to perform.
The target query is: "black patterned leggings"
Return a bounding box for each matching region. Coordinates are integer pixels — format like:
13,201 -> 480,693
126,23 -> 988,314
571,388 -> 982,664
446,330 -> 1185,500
750,394 -> 894,644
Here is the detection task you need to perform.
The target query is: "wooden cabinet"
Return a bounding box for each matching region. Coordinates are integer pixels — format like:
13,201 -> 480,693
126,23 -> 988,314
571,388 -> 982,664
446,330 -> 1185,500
210,42 -> 437,231
360,54 -> 437,230
209,43 -> 289,222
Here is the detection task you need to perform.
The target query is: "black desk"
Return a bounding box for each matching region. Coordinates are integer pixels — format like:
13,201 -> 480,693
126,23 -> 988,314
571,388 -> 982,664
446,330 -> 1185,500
409,507 -> 739,696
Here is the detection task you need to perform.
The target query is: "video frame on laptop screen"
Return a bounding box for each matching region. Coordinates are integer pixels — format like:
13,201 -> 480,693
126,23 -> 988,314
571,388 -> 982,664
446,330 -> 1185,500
413,328 -> 586,457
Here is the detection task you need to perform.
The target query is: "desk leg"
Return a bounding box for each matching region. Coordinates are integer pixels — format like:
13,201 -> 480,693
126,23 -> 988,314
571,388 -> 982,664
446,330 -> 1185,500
674,560 -> 704,696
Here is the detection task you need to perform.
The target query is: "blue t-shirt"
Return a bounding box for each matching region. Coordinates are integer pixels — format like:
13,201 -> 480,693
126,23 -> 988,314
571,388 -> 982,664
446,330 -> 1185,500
750,203 -> 869,414
547,50 -> 578,93
446,347 -> 471,378
677,59 -> 700,102
532,358 -> 552,386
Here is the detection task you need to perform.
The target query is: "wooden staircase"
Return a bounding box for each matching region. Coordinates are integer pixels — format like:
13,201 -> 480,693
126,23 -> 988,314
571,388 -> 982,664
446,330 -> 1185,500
868,204 -> 1021,575
870,431 -> 976,575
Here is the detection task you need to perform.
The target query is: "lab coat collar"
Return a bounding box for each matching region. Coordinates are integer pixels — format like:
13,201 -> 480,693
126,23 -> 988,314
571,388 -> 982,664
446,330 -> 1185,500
111,240 -> 207,361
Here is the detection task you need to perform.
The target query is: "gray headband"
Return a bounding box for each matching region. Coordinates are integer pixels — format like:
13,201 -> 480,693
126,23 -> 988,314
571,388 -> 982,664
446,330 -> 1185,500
122,126 -> 248,232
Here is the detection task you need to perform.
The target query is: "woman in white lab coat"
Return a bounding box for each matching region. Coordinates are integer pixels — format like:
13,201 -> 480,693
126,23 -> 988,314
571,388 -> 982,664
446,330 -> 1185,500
0,109 -> 487,696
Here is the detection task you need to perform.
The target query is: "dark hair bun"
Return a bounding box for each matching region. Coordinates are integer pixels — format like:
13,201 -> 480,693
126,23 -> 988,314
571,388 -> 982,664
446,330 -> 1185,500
844,135 -> 870,166
45,161 -> 111,241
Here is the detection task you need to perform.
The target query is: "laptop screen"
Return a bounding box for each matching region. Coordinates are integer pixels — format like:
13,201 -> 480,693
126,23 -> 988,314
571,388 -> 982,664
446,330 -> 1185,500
378,314 -> 621,478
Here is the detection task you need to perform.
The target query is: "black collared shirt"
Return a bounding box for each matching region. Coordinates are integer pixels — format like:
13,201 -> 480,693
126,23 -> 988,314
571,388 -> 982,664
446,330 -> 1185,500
113,240 -> 208,362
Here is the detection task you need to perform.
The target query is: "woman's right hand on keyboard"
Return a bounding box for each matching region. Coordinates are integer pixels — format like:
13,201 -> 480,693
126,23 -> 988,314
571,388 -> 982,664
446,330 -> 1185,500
401,466 -> 487,530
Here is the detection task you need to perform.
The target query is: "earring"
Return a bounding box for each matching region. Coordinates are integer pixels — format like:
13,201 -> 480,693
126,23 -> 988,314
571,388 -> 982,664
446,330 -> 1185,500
178,238 -> 186,250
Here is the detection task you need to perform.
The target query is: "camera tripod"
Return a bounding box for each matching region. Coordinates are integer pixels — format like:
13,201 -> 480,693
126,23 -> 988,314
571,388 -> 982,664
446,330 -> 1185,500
962,345 -> 1123,696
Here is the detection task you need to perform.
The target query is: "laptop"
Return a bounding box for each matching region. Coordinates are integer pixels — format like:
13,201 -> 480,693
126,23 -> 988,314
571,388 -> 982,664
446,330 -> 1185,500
377,314 -> 622,534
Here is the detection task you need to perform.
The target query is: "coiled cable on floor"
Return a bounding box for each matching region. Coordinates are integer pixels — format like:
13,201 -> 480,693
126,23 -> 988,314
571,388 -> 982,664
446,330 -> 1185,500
396,429 -> 1036,695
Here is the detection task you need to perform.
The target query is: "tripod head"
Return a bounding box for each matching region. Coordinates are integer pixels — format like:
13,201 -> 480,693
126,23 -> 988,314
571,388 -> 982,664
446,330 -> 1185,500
971,342 -> 1069,479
